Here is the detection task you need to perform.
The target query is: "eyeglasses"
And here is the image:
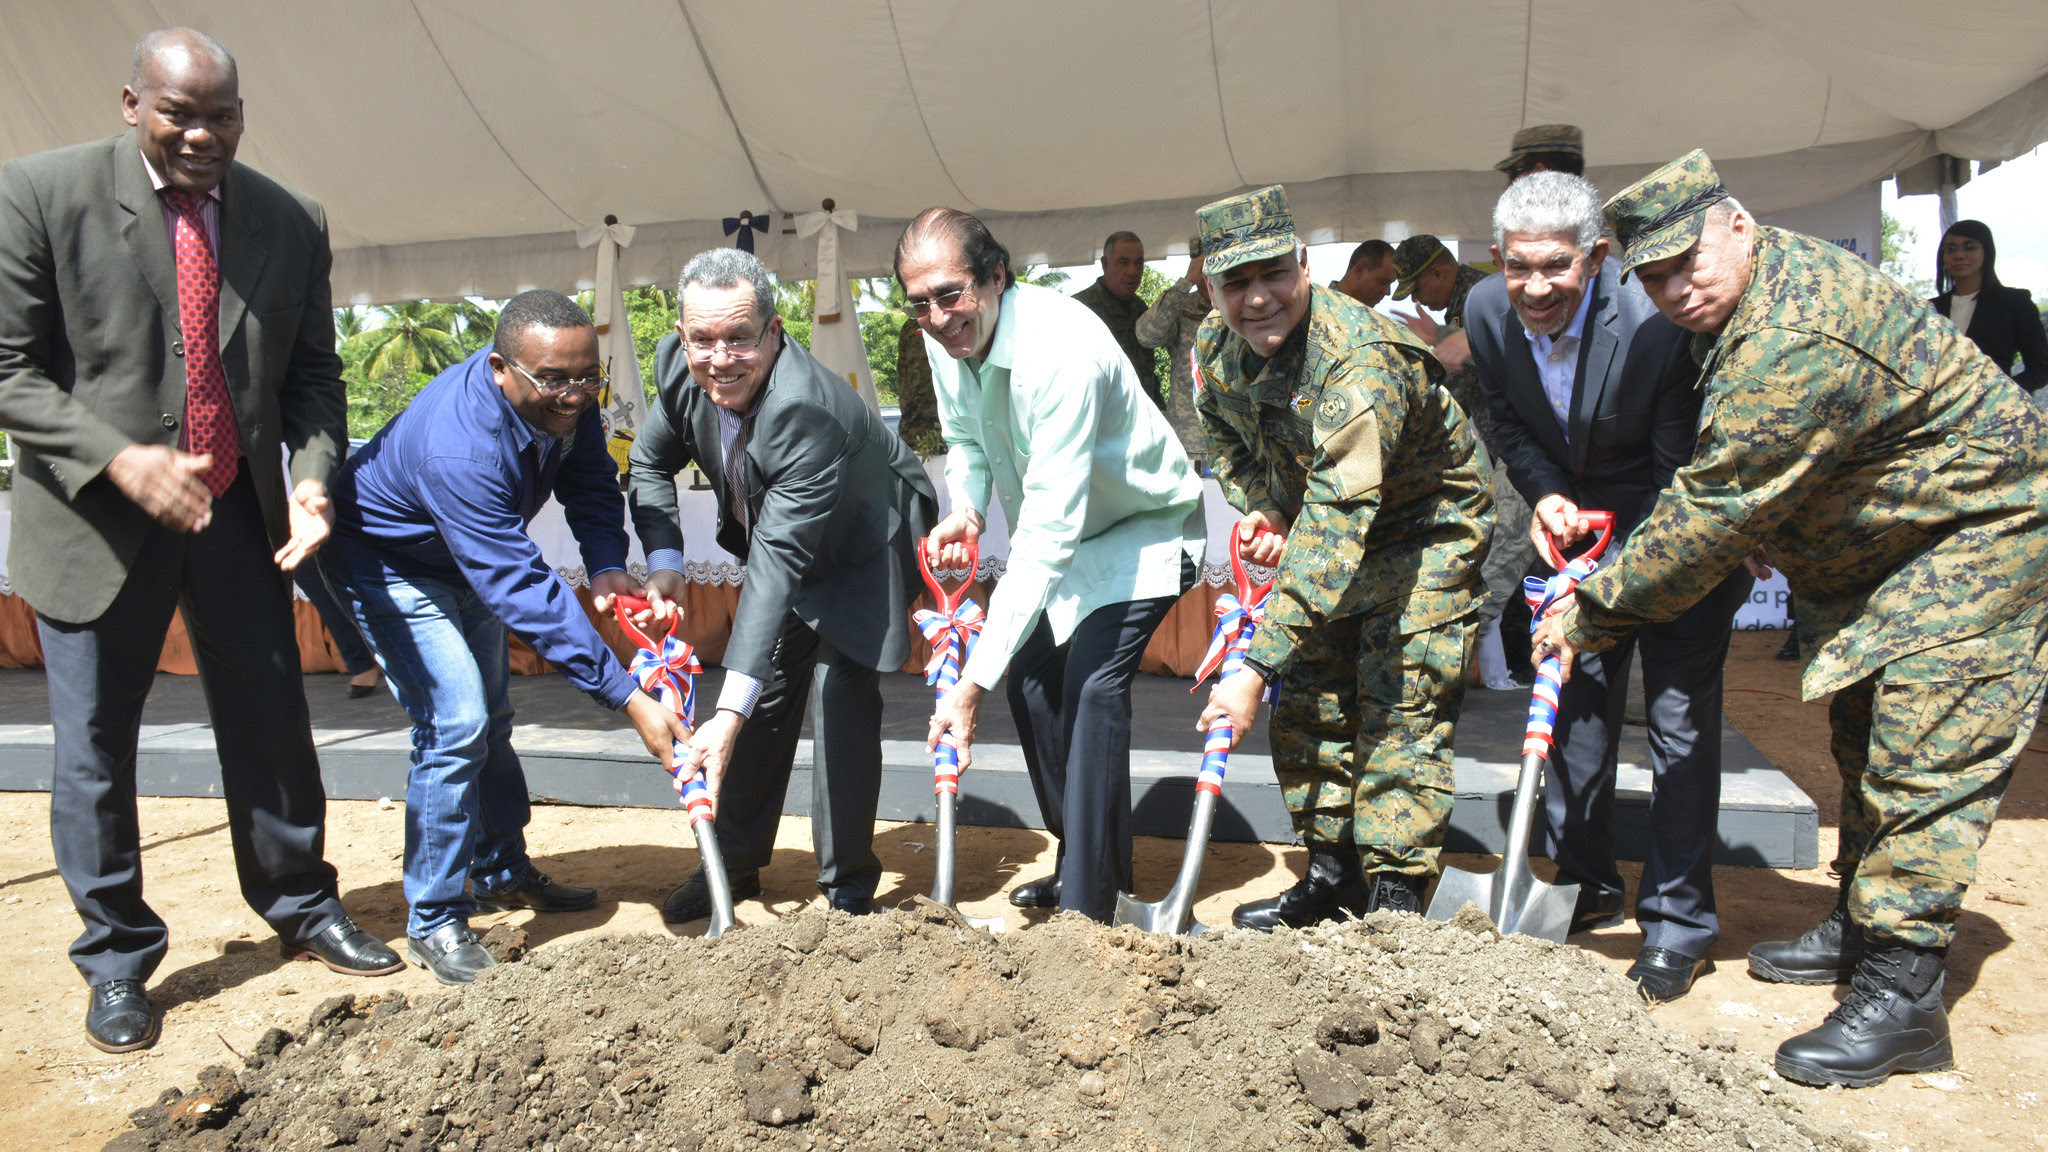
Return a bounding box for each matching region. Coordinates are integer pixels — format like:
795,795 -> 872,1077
901,286 -> 973,319
685,334 -> 764,360
511,359 -> 609,398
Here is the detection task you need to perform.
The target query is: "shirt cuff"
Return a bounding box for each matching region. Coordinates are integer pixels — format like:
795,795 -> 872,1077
648,548 -> 685,573
716,669 -> 765,718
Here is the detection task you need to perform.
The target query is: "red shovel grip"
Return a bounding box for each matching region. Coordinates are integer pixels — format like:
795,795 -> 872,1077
1537,509 -> 1615,572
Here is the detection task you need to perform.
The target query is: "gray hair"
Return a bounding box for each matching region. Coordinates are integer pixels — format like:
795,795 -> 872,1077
1492,170 -> 1603,257
1101,230 -> 1143,260
677,247 -> 775,327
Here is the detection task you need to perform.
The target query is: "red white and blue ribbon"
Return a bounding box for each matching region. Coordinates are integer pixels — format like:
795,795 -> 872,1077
912,598 -> 983,795
1520,552 -> 1601,761
1190,580 -> 1273,796
615,605 -> 712,823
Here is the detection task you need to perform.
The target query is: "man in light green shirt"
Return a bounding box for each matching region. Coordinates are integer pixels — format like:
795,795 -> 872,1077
895,207 -> 1205,923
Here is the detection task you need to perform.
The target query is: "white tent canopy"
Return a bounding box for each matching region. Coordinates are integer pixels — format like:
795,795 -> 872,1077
5,1 -> 2046,304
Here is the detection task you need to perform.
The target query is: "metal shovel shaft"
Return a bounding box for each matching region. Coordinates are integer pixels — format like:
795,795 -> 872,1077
691,814 -> 737,938
1114,786 -> 1218,935
932,787 -> 962,907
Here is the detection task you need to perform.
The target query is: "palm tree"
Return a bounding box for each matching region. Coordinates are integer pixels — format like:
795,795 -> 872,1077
350,301 -> 464,378
449,299 -> 500,354
333,306 -> 367,343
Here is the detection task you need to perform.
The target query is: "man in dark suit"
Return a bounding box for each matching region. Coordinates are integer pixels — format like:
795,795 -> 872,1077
0,28 -> 399,1053
1466,171 -> 1751,1003
628,247 -> 937,921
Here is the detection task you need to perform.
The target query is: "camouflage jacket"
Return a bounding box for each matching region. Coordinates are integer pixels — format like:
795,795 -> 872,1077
1074,278 -> 1162,408
1196,283 -> 1494,674
1439,263 -> 1497,452
1135,280 -> 1214,461
1566,226 -> 2048,698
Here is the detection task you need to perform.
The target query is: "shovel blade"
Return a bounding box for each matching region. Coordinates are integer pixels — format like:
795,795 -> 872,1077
1425,865 -> 1578,944
1114,890 -> 1196,936
691,817 -> 738,939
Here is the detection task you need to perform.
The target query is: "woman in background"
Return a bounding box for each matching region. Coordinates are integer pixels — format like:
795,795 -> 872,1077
1930,219 -> 2047,392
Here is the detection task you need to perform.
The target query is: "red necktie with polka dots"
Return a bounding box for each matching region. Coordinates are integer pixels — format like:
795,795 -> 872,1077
164,189 -> 239,497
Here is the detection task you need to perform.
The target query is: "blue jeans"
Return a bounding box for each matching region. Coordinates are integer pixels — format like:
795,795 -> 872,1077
325,562 -> 531,937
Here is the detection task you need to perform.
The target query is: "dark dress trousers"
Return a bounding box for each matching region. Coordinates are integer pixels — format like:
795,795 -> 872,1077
1932,284 -> 2048,392
628,331 -> 936,899
0,132 -> 350,984
1467,258 -> 1750,959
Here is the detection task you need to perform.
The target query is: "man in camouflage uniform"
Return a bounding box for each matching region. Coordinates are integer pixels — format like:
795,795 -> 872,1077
1136,234 -> 1214,470
1396,233 -> 1536,688
1534,150 -> 2048,1088
1194,186 -> 1494,929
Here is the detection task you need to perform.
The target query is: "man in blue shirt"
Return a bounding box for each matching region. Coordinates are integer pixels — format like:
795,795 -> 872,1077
323,290 -> 687,984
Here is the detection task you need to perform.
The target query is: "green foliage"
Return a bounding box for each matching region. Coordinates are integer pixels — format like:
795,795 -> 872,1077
1136,265 -> 1173,387
336,323 -> 432,439
1881,213 -> 1934,298
858,278 -> 910,404
352,301 -> 465,380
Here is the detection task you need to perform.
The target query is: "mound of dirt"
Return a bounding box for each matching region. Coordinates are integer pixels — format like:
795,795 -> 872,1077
109,900 -> 1864,1152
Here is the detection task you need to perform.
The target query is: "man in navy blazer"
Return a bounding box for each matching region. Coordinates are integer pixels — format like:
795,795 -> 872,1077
1466,172 -> 1752,1003
628,247 -> 937,922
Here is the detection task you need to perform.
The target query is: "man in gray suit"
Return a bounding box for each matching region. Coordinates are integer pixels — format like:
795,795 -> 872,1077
628,248 -> 937,921
0,28 -> 399,1053
1465,171 -> 1751,1003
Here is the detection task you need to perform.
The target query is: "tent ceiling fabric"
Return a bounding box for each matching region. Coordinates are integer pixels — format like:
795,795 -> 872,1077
4,1 -> 2045,303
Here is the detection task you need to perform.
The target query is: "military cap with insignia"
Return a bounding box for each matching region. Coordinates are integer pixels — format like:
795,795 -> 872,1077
1603,148 -> 1732,277
1495,124 -> 1584,173
1389,235 -> 1450,301
1197,184 -> 1298,277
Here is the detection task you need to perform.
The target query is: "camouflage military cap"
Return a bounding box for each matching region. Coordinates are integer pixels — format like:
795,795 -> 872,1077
1390,235 -> 1450,301
1603,149 -> 1730,277
1198,185 -> 1298,277
1494,124 -> 1584,173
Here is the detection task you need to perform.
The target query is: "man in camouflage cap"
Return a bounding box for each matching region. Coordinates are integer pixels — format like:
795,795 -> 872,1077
1192,184 -> 1494,929
1495,124 -> 1586,181
1533,148 -> 2048,1087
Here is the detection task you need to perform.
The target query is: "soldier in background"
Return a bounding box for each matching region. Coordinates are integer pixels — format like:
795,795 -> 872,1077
1534,150 -> 2048,1087
1495,123 -> 1586,182
1193,185 -> 1493,929
1073,230 -> 1163,410
1334,240 -> 1398,309
1136,233 -> 1215,470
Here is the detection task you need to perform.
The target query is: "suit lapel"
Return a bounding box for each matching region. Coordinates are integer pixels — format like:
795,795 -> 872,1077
214,170 -> 266,365
1571,275 -> 1622,476
113,139 -> 181,330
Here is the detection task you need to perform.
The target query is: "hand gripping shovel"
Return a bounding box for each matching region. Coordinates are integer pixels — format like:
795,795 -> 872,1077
1114,527 -> 1281,935
1426,510 -> 1615,943
613,595 -> 736,938
911,541 -> 1004,932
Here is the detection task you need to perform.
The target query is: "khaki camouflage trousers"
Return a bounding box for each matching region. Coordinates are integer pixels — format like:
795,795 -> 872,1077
1268,604 -> 1477,877
1478,461 -> 1533,626
1827,607 -> 2048,950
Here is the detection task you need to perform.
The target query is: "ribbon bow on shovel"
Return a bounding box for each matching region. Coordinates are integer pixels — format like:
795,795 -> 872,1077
1424,511 -> 1615,943
1115,528 -> 1282,935
912,541 -> 1003,931
611,595 -> 736,938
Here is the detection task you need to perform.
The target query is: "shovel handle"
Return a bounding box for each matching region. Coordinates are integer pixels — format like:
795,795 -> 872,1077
1228,525 -> 1283,607
1536,509 -> 1615,572
919,536 -> 980,613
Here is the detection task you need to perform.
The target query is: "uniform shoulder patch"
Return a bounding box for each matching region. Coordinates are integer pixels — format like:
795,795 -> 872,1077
1313,387 -> 1357,432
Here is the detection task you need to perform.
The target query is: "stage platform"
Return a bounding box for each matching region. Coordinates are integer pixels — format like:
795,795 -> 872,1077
0,665 -> 1817,869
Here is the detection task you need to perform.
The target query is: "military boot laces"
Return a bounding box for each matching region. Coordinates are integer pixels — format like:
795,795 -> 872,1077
1774,944 -> 1952,1088
1747,900 -> 1863,985
1230,847 -> 1370,931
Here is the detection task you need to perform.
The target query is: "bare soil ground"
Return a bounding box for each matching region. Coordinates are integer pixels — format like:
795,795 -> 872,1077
0,630 -> 2041,1151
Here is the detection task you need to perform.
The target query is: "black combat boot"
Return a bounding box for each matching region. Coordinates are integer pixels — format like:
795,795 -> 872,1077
1747,884 -> 1863,985
1364,871 -> 1426,915
1231,846 -> 1370,931
1774,943 -> 1951,1087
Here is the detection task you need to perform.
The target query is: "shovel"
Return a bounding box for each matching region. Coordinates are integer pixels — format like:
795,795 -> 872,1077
1426,510 -> 1615,942
911,541 -> 1004,932
1115,527 -> 1282,935
613,595 -> 736,938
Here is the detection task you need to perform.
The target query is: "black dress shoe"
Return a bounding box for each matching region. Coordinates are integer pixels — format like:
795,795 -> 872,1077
1569,889 -> 1626,935
1748,901 -> 1863,985
1231,848 -> 1370,932
407,922 -> 497,986
282,916 -> 404,975
1776,632 -> 1801,660
1007,875 -> 1062,909
827,891 -> 875,915
85,979 -> 158,1054
1775,945 -> 1951,1087
1628,946 -> 1708,1004
1365,872 -> 1426,915
474,868 -> 598,914
661,868 -> 761,923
